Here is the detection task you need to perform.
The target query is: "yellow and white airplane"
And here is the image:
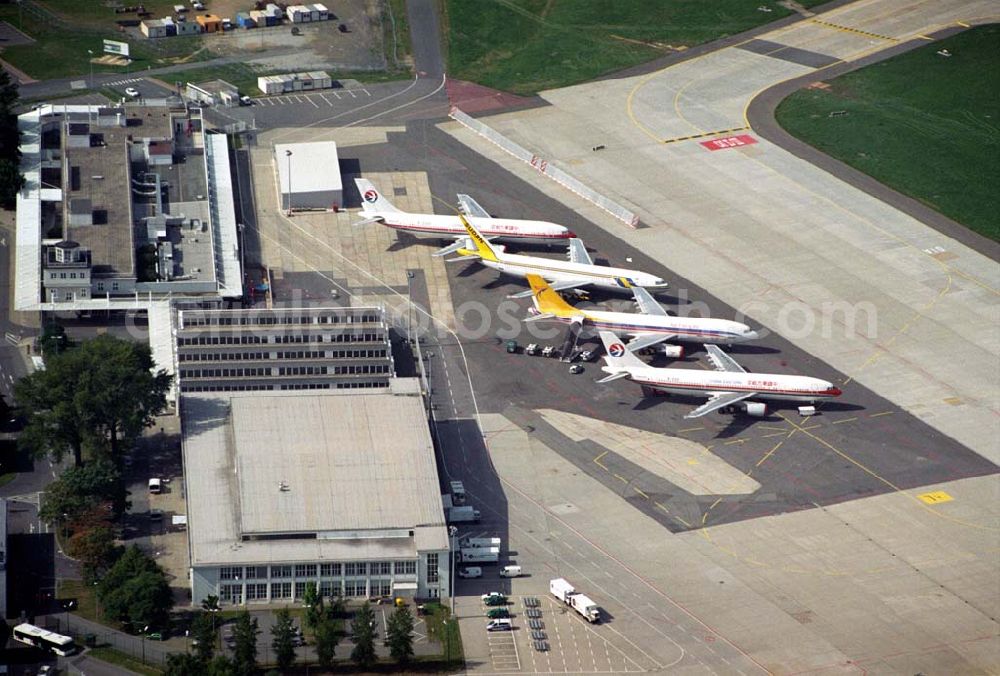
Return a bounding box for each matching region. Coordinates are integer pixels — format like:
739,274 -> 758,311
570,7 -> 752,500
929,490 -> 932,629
524,275 -> 759,356
444,215 -> 669,294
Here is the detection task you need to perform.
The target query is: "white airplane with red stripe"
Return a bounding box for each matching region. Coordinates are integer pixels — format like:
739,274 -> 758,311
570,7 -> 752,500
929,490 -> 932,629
355,178 -> 574,255
596,331 -> 842,418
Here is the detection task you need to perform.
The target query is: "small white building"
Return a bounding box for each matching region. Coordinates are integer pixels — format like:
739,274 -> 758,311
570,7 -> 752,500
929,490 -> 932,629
287,5 -> 312,22
274,141 -> 342,210
257,71 -> 332,95
186,79 -> 240,107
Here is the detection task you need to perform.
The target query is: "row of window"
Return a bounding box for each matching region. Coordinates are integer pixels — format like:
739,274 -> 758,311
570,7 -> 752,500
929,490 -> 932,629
220,561 -> 415,580
180,363 -> 391,379
220,579 -> 395,604
179,380 -> 390,393
178,332 -> 384,346
426,553 -> 439,584
178,349 -> 388,362
184,313 -> 380,327
47,271 -> 88,280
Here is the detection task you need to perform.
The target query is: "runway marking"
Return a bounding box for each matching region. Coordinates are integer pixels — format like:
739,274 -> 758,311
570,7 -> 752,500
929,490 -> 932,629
593,450 -> 609,470
919,491 -> 953,504
661,126 -> 749,145
957,21 -> 970,27
832,417 -> 857,424
723,438 -> 746,446
613,473 -> 629,484
809,18 -> 899,42
633,488 -> 649,500
677,426 -> 704,433
916,34 -> 934,40
868,411 -> 893,418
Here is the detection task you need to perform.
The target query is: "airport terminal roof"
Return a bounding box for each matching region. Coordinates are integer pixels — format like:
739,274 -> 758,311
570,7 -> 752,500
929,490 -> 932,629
182,380 -> 449,566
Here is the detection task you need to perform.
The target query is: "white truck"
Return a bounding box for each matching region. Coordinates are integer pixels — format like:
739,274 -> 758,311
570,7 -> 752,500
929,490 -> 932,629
449,480 -> 467,504
447,506 -> 481,523
459,536 -> 501,549
550,577 -> 600,623
460,547 -> 499,563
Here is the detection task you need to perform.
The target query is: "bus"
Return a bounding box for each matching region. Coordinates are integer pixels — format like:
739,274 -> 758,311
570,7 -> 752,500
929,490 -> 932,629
11,623 -> 78,656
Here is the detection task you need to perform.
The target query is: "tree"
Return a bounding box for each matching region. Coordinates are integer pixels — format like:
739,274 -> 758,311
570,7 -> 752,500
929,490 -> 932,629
232,611 -> 259,676
66,522 -> 119,582
350,601 -> 377,670
39,460 -> 126,525
386,604 -> 415,665
205,655 -> 236,676
97,546 -> 174,628
16,335 -> 172,466
38,323 -> 71,358
191,611 -> 217,663
302,582 -> 323,629
165,653 -> 204,676
271,607 -> 296,671
201,594 -> 221,613
314,618 -> 340,670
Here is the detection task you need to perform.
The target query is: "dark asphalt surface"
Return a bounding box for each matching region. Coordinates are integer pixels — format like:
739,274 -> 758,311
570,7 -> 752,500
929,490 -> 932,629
334,118 -> 997,536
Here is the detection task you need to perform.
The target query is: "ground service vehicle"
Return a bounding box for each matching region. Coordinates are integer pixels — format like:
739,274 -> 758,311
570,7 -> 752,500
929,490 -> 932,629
505,340 -> 518,353
550,578 -> 600,622
448,506 -> 481,523
500,565 -> 522,577
148,477 -> 162,494
449,481 -> 467,504
487,619 -> 513,632
460,536 -> 501,549
461,547 -> 499,563
458,566 -> 482,578
12,624 -> 78,656
525,343 -> 539,355
542,345 -> 556,358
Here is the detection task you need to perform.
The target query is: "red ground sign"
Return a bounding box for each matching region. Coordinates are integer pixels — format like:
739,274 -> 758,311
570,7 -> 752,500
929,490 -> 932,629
701,134 -> 758,151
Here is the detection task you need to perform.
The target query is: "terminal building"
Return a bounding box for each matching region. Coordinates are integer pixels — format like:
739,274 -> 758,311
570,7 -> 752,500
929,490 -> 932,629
174,306 -> 395,393
182,380 -> 450,606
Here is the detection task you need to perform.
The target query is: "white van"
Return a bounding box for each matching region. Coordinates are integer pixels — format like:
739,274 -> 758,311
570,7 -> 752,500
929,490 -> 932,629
458,567 -> 482,579
486,618 -> 512,632
148,478 -> 162,494
500,565 -> 522,578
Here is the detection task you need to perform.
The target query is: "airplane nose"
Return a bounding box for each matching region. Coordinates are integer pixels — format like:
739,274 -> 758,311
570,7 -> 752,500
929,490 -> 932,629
828,386 -> 843,397
742,330 -> 759,341
565,230 -> 577,238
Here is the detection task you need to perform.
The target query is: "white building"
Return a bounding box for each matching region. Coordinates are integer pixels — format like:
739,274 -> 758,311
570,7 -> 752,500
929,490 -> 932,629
274,141 -> 342,210
183,381 -> 450,606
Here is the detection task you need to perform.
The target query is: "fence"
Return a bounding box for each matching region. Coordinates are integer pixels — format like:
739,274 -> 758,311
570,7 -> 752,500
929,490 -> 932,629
46,613 -> 174,668
449,107 -> 640,228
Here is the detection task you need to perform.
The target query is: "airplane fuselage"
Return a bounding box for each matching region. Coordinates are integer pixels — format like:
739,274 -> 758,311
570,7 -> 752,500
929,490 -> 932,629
481,254 -> 668,291
371,212 -> 572,244
609,366 -> 841,403
541,309 -> 756,344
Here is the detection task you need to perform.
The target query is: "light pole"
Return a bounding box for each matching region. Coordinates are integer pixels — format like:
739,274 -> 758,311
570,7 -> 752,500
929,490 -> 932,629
87,49 -> 94,90
406,271 -> 414,341
141,625 -> 149,664
284,149 -> 293,215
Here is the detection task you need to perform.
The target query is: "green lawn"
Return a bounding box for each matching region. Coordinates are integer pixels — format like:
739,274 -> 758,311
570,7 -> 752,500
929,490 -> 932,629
88,646 -> 163,676
444,0 -> 827,95
776,24 -> 1000,242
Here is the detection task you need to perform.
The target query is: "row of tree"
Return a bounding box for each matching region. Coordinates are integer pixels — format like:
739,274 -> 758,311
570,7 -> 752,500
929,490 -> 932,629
166,589 -> 415,674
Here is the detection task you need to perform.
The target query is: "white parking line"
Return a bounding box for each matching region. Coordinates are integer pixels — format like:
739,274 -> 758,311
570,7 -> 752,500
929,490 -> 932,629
294,95 -> 305,103
306,95 -> 319,108
332,91 -> 341,99
348,90 -> 357,98
319,93 -> 334,106
362,88 -> 371,96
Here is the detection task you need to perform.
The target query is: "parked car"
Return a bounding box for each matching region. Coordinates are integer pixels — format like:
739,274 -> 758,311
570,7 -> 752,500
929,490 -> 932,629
125,87 -> 140,98
569,364 -> 584,374
458,567 -> 482,579
487,607 -> 510,619
149,509 -> 163,522
481,592 -> 506,606
239,95 -> 252,106
486,619 -> 512,632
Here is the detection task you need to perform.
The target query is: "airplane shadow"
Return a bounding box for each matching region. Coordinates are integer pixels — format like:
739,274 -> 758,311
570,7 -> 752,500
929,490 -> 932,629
727,344 -> 782,355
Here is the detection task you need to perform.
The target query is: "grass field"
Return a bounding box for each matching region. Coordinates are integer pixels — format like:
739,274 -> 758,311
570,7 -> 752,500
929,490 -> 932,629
88,647 -> 163,676
444,0 -> 827,95
776,25 -> 1000,242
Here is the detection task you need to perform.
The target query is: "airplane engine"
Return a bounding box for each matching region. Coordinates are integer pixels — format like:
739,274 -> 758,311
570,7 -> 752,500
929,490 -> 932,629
743,402 -> 767,417
661,344 -> 684,359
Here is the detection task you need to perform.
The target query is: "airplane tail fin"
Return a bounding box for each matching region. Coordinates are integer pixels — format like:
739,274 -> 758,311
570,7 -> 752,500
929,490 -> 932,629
598,331 -> 646,369
354,178 -> 402,215
458,214 -> 500,262
526,275 -> 576,317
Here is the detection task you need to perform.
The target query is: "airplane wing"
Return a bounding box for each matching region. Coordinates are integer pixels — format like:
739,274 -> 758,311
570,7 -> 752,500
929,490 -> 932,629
684,391 -> 756,419
508,279 -> 592,299
433,238 -> 473,257
457,194 -> 490,218
567,239 -> 594,266
705,344 -> 746,373
631,287 -> 667,316
625,333 -> 674,353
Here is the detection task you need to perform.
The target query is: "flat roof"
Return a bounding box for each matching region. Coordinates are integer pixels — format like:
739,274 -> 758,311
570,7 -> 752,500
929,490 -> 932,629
182,383 -> 448,566
274,141 -> 342,195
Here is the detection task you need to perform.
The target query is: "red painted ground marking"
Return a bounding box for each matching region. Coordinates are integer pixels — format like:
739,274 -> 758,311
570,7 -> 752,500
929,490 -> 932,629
701,134 -> 758,151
